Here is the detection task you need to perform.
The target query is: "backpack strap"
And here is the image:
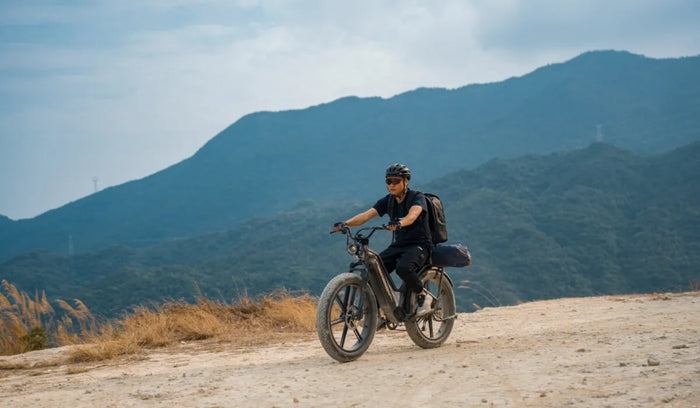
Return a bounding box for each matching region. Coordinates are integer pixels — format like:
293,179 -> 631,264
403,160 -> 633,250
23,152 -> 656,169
388,194 -> 395,221
387,189 -> 419,221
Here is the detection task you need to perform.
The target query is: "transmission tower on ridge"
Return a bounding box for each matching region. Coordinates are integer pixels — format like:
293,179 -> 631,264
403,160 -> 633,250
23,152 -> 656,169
93,176 -> 99,193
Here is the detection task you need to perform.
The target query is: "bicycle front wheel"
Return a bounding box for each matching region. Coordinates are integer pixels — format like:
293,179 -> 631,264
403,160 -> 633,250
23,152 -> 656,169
316,273 -> 378,362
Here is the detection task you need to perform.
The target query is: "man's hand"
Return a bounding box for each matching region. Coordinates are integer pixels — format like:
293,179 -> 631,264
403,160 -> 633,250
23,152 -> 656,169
387,220 -> 402,231
332,222 -> 347,232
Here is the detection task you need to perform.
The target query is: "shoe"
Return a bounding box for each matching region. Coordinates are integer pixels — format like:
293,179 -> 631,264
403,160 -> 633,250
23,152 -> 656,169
376,315 -> 387,330
415,292 -> 434,316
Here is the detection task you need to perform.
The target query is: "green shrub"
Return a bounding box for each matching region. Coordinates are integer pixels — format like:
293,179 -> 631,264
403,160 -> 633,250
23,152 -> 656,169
20,326 -> 48,352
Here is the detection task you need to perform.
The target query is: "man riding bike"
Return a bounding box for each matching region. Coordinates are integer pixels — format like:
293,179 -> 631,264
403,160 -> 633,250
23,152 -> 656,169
333,163 -> 434,316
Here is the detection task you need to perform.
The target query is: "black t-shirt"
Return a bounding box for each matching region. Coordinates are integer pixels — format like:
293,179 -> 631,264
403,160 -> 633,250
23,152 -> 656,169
373,189 -> 432,247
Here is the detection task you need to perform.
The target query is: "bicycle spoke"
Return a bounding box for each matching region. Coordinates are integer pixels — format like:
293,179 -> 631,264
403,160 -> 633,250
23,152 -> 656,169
330,292 -> 347,327
330,316 -> 345,326
340,323 -> 349,347
427,317 -> 435,337
334,292 -> 348,311
349,320 -> 363,341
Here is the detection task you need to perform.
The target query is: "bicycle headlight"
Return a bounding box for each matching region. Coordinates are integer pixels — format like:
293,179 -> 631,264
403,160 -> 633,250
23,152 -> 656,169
347,244 -> 358,255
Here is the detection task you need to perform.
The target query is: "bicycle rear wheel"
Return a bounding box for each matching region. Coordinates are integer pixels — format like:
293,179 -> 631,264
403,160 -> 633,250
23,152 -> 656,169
405,269 -> 456,348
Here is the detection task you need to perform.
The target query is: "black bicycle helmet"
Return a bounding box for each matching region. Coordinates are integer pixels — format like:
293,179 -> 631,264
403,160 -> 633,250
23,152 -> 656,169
385,163 -> 411,180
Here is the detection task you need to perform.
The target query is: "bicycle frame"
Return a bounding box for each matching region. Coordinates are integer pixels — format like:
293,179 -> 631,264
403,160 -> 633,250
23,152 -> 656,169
341,226 -> 454,325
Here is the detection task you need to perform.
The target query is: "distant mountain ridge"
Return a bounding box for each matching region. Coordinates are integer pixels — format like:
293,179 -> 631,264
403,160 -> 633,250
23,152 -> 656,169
1,142 -> 698,317
1,50 -> 699,261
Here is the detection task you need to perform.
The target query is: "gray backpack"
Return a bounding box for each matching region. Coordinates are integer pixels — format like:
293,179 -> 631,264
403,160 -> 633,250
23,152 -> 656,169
388,190 -> 447,245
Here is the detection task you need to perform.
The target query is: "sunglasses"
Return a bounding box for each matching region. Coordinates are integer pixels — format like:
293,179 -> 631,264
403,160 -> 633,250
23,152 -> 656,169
385,178 -> 404,185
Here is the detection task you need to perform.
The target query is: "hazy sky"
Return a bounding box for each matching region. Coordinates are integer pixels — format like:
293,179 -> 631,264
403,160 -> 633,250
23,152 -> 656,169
1,0 -> 699,220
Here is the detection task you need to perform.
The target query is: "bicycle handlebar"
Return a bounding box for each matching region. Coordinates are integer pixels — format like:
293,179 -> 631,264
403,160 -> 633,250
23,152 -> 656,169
330,225 -> 390,240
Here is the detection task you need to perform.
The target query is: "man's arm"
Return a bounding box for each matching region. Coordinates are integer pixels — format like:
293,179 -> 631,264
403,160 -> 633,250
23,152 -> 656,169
345,208 -> 379,227
396,205 -> 422,228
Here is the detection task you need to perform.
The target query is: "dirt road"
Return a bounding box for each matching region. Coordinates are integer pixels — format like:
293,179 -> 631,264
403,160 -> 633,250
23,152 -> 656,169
2,292 -> 698,407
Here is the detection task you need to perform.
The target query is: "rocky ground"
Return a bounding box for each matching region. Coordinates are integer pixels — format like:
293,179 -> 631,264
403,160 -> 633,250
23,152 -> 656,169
1,292 -> 698,407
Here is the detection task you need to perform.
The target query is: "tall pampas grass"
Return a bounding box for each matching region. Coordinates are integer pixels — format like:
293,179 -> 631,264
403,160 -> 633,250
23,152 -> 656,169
1,280 -> 95,355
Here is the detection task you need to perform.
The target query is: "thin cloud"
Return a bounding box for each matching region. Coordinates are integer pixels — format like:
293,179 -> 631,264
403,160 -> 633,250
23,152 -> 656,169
1,0 -> 699,219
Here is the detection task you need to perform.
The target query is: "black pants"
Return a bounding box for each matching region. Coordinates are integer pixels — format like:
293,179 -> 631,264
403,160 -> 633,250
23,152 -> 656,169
380,244 -> 429,294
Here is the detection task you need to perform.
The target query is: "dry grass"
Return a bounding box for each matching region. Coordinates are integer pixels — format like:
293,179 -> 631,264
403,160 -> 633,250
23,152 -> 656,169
1,280 -> 50,355
67,290 -> 317,363
2,281 -> 317,364
1,280 -> 96,355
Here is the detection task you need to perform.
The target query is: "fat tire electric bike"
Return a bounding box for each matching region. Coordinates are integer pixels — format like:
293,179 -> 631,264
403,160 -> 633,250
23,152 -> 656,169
316,225 -> 456,362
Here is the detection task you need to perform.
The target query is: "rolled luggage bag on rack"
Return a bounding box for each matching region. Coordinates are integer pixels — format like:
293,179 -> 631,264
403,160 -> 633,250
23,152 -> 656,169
431,244 -> 471,267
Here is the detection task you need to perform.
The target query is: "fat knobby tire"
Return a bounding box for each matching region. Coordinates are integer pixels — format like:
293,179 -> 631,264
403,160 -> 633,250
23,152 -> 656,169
316,273 -> 378,362
405,270 -> 456,348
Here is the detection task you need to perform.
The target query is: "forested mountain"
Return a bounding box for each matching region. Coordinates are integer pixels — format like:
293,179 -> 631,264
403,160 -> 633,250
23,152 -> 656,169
2,142 -> 698,317
1,50 -> 699,261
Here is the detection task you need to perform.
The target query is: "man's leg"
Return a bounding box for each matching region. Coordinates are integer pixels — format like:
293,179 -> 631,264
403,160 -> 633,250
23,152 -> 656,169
394,245 -> 428,294
379,246 -> 401,274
